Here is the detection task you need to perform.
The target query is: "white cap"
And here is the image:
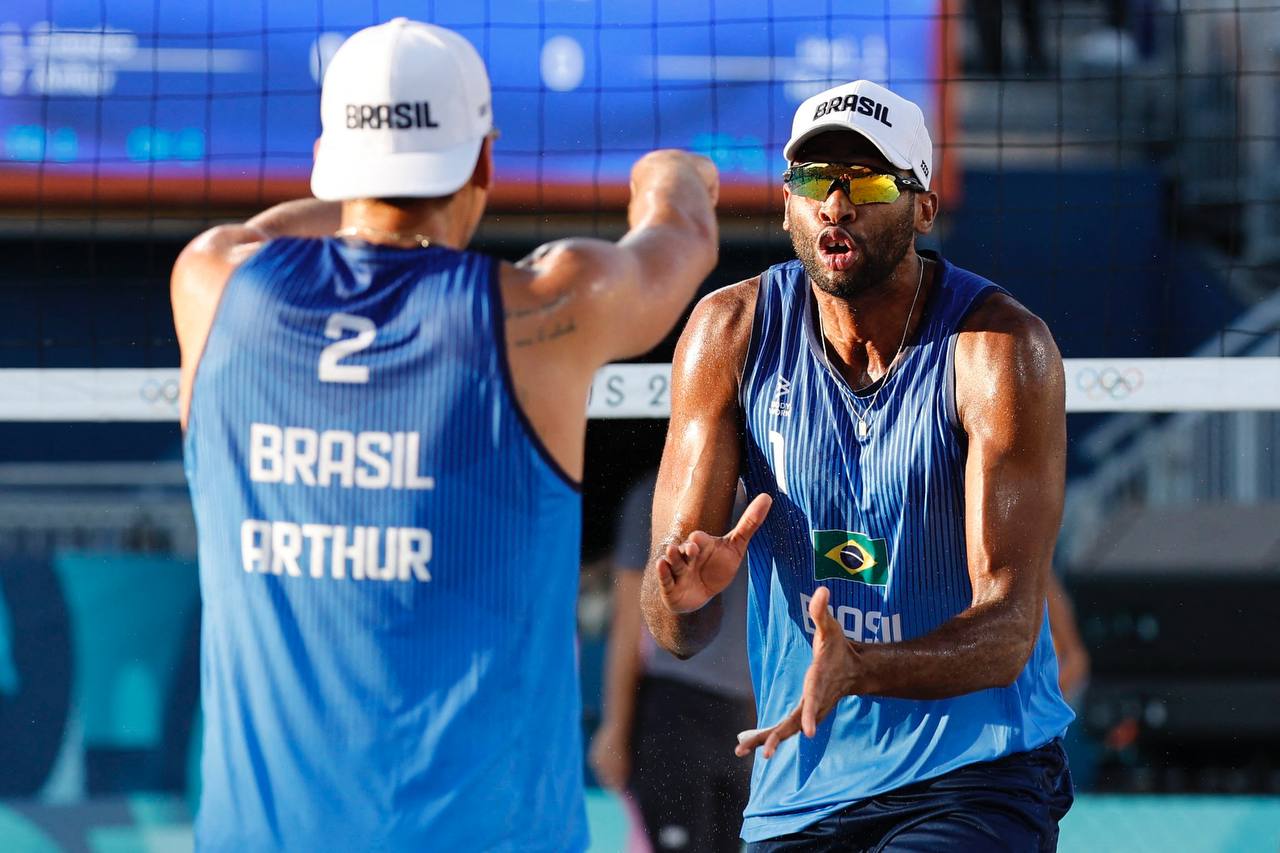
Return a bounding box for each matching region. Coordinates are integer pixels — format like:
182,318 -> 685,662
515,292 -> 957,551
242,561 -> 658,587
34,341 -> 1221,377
311,18 -> 493,201
783,80 -> 933,190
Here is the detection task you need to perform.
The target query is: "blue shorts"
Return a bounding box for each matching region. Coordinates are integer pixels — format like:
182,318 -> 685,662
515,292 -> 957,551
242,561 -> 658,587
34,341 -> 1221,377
746,740 -> 1074,853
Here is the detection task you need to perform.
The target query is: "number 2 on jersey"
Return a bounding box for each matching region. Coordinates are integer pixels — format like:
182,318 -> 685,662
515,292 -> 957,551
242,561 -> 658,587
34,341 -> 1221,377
318,313 -> 376,384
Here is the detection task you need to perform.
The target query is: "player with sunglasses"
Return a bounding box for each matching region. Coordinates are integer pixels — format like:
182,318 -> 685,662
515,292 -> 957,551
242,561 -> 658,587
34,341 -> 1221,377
642,79 -> 1077,851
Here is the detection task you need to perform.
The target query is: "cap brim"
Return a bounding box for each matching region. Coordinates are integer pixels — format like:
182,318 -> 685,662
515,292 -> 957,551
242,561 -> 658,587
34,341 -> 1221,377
783,122 -> 911,172
311,135 -> 484,201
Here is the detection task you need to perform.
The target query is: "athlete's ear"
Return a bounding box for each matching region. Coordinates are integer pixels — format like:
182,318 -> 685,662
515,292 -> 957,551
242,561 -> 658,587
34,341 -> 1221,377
914,190 -> 939,235
781,184 -> 792,232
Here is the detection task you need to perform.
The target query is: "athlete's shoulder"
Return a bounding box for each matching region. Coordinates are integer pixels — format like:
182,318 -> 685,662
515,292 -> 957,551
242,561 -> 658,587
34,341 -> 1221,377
496,237 -> 655,342
960,290 -> 1053,348
496,245 -> 569,310
684,275 -> 760,356
182,222 -> 271,260
670,275 -> 762,406
174,223 -> 272,287
500,237 -> 641,293
954,289 -> 1063,426
696,274 -> 761,323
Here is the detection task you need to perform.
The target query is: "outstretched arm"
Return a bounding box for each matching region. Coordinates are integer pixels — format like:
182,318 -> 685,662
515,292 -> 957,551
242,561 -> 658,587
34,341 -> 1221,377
739,293 -> 1066,756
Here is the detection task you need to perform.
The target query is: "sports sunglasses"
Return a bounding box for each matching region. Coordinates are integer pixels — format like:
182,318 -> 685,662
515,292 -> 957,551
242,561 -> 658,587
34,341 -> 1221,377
782,163 -> 925,204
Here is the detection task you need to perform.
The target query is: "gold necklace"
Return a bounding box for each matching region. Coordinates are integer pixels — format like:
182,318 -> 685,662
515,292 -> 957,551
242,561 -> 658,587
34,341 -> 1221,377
817,255 -> 926,440
334,224 -> 432,248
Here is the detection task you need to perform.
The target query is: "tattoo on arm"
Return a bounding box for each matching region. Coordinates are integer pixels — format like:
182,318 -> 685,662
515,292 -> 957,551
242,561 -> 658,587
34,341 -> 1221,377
504,291 -> 571,320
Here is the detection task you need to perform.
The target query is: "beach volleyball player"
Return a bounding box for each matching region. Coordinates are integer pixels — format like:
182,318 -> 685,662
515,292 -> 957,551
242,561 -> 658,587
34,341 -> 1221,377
643,80 -> 1075,850
171,19 -> 717,852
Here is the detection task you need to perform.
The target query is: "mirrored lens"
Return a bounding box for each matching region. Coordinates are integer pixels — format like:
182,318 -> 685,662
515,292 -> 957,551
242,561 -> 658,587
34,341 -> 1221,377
843,174 -> 902,205
786,170 -> 840,201
785,165 -> 902,205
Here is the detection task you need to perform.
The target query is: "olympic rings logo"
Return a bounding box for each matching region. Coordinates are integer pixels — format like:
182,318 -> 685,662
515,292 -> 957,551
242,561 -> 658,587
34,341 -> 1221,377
139,378 -> 180,405
1075,366 -> 1143,399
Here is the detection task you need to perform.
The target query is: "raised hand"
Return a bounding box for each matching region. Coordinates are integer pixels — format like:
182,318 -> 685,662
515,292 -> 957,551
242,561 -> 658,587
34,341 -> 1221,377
654,493 -> 772,613
735,586 -> 862,758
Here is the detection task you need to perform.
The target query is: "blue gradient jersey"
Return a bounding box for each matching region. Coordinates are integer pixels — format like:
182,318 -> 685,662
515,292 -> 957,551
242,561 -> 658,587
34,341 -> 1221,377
184,237 -> 586,852
737,253 -> 1074,842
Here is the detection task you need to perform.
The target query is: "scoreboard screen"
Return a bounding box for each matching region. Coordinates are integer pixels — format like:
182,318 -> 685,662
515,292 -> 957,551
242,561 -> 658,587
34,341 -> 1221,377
0,0 -> 940,209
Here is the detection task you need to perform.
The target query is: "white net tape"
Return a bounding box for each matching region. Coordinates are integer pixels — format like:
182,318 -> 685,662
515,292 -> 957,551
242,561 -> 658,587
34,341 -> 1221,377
0,359 -> 1276,422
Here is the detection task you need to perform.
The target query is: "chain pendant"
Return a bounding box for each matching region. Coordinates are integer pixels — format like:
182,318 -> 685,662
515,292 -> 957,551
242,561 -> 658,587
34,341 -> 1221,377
857,419 -> 870,439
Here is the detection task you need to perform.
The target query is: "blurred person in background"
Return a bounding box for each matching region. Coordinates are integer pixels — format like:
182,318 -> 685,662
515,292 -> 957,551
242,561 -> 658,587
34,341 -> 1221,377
970,0 -> 1048,76
1048,573 -> 1090,705
590,469 -> 755,853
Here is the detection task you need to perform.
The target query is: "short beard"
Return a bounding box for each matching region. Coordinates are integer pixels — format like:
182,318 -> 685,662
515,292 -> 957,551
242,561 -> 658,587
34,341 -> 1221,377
792,202 -> 916,299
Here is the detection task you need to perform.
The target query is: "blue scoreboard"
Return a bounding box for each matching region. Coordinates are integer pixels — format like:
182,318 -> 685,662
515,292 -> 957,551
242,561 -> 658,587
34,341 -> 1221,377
0,1 -> 940,208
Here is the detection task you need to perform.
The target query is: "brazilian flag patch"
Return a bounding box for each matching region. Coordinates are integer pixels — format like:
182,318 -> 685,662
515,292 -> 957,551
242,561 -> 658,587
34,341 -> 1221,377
812,530 -> 890,585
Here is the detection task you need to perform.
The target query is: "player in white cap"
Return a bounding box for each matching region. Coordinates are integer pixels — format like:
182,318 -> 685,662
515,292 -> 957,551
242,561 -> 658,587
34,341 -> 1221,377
642,79 -> 1077,850
172,18 -> 718,852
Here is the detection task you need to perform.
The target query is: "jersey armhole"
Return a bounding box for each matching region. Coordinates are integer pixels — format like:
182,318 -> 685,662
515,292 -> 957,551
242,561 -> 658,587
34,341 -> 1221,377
486,256 -> 583,494
737,274 -> 767,413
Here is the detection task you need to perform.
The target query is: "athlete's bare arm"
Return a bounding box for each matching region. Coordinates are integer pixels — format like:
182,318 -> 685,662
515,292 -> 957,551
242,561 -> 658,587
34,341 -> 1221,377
638,280 -> 772,658
498,150 -> 720,481
897,293 -> 1067,693
172,199 -> 342,428
739,293 -> 1066,757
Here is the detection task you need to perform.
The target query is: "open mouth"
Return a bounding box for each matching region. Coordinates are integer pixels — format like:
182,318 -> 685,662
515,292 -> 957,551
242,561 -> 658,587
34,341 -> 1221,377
817,228 -> 859,270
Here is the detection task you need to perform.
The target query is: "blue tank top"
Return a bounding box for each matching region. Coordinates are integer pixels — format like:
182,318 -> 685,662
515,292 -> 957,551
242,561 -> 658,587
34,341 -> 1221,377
185,237 -> 586,852
737,253 -> 1074,842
